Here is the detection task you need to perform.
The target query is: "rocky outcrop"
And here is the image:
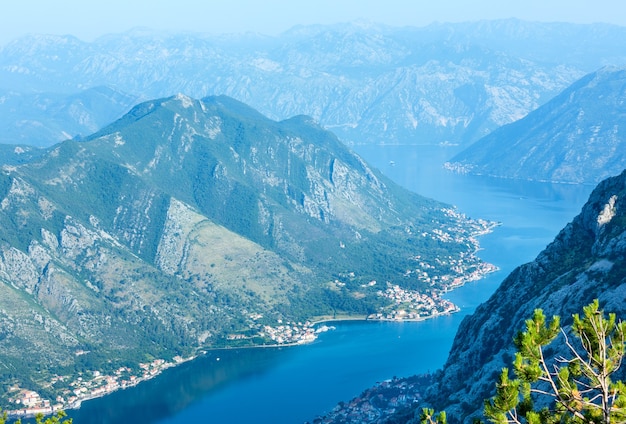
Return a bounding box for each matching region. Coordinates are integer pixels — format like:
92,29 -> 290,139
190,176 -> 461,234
413,169 -> 626,422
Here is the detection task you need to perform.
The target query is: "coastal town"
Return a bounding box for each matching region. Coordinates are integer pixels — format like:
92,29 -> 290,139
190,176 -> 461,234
5,355 -> 434,423
260,321 -> 335,345
3,319 -> 338,418
307,374 -> 436,424
372,283 -> 459,320
4,357 -> 190,418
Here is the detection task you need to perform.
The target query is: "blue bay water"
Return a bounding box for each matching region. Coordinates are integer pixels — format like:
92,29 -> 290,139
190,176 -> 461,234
67,145 -> 594,424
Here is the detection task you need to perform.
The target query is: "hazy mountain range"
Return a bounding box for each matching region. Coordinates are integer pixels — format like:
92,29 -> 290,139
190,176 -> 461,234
0,86 -> 138,146
446,66 -> 626,184
2,19 -> 626,147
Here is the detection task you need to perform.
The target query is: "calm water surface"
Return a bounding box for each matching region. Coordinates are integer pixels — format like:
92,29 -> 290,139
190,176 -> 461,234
68,145 -> 594,424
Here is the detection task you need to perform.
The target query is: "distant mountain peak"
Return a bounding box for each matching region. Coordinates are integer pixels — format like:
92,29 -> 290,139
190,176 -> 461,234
172,93 -> 195,108
446,66 -> 626,184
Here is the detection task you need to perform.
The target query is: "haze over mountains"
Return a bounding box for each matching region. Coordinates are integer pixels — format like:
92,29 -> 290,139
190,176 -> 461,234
446,67 -> 626,184
0,86 -> 139,146
2,19 -> 626,147
2,17 -> 626,422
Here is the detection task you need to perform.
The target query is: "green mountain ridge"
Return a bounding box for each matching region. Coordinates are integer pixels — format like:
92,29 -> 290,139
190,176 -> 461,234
0,95 -> 492,409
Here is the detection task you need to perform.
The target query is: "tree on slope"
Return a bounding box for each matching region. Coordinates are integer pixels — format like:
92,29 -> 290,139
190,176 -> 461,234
484,299 -> 626,424
0,410 -> 71,424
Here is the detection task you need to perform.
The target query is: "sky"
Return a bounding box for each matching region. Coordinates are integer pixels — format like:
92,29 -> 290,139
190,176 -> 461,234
1,0 -> 625,45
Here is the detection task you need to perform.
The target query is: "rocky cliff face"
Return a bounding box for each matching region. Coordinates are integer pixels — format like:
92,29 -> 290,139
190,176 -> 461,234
3,20 -> 626,147
414,169 -> 626,422
446,67 -> 626,184
0,170 -> 254,370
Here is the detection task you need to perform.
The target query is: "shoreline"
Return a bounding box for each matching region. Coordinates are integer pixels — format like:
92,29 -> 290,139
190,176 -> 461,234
308,308 -> 461,326
8,306 -> 466,418
7,228 -> 497,419
189,309 -> 462,354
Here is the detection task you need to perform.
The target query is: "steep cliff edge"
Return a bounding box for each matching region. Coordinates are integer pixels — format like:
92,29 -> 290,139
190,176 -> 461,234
416,169 -> 626,421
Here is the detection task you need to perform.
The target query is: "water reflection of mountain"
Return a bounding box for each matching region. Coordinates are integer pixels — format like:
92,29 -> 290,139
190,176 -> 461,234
67,347 -> 292,424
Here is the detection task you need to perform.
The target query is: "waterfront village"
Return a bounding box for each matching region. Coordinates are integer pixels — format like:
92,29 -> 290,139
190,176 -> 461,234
5,357 -> 190,418
308,373 -> 436,424
5,213 -> 498,418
